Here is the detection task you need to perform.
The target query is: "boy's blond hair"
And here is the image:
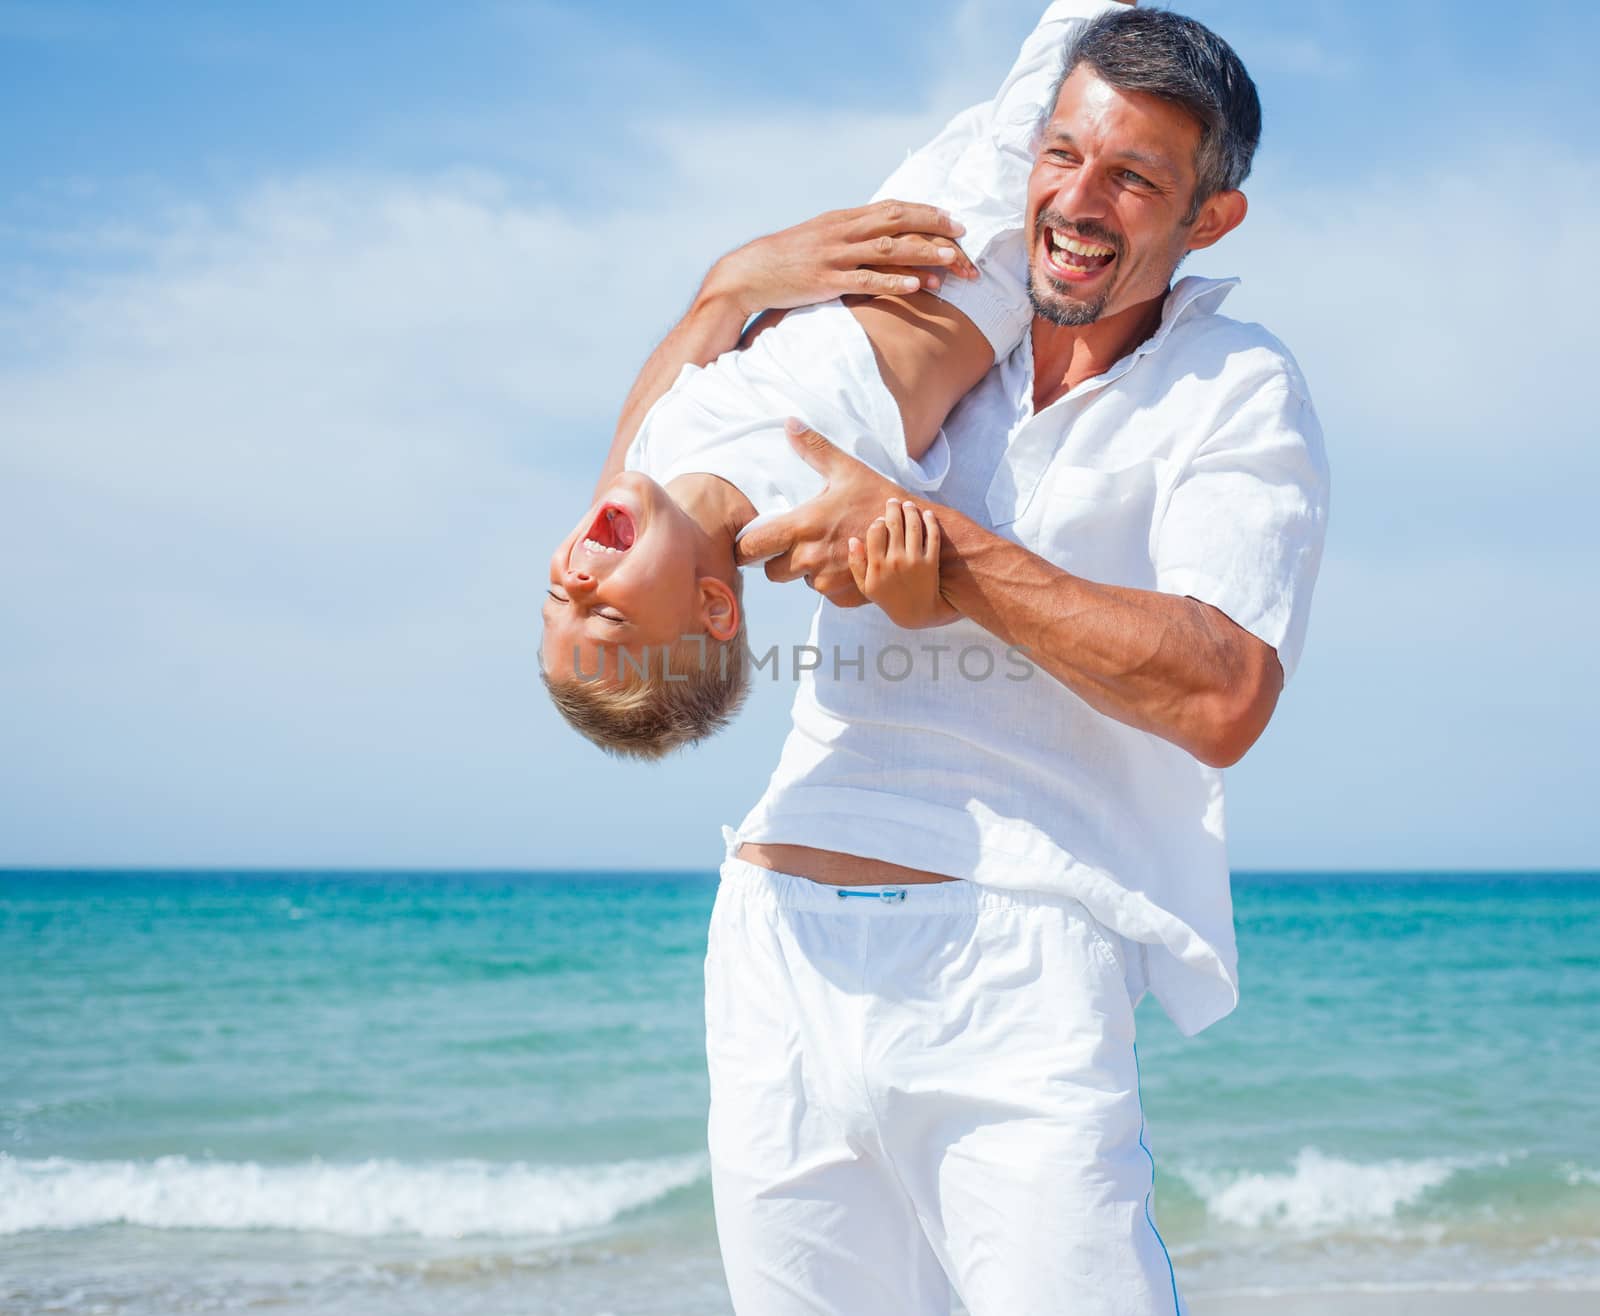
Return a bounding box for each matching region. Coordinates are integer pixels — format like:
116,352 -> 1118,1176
541,579 -> 750,760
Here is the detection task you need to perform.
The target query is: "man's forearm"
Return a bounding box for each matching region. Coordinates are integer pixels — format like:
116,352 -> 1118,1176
934,506 -> 1279,768
592,278 -> 748,501
593,201 -> 980,501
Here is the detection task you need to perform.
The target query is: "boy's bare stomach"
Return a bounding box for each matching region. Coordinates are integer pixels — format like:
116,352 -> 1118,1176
736,843 -> 957,886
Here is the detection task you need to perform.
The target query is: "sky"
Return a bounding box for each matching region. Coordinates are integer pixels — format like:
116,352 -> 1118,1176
2,0 -> 1596,871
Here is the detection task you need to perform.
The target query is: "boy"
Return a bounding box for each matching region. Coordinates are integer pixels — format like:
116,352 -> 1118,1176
541,2 -> 1123,757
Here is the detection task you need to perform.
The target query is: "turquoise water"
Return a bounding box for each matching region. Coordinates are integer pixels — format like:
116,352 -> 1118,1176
2,870 -> 1598,1313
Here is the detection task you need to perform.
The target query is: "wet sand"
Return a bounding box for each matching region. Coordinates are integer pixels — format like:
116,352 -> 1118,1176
1192,1292 -> 1597,1315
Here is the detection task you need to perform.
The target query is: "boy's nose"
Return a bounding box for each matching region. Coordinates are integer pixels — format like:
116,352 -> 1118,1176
564,565 -> 597,594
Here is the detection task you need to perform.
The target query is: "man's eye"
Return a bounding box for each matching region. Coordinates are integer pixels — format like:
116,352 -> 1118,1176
1121,170 -> 1152,186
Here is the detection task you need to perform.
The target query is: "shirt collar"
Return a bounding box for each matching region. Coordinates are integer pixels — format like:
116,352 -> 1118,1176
1156,274 -> 1238,335
1101,273 -> 1239,373
1027,274 -> 1241,406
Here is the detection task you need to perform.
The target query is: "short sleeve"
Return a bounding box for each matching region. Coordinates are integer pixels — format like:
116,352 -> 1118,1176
621,301 -> 936,527
903,428 -> 951,490
623,361 -> 700,480
1154,379 -> 1330,685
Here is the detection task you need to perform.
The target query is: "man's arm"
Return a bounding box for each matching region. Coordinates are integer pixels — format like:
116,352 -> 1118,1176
590,202 -> 975,501
594,286 -> 747,502
736,421 -> 1281,769
931,501 -> 1281,768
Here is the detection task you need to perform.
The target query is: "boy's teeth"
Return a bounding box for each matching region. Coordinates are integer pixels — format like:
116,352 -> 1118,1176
583,536 -> 621,554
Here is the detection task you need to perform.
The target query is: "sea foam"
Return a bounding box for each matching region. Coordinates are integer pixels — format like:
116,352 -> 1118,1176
0,1151 -> 707,1238
1178,1147 -> 1461,1232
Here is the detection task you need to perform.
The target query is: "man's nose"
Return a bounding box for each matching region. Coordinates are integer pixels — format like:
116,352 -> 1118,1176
1050,165 -> 1111,219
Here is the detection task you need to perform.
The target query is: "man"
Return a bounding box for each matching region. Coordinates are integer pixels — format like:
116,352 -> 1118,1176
617,5 -> 1328,1312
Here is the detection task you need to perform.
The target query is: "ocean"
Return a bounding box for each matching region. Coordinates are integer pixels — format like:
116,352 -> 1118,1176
2,869 -> 1597,1313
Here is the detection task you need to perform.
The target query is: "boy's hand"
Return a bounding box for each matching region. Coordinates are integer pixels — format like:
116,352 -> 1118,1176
847,498 -> 959,629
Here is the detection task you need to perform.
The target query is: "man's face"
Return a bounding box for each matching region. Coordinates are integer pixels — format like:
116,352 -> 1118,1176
1025,65 -> 1206,326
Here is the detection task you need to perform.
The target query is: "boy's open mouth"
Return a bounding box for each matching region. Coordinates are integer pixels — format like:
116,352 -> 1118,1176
581,503 -> 636,554
1043,226 -> 1117,283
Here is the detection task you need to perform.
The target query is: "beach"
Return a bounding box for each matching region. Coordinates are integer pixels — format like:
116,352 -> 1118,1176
3,869 -> 1597,1314
1207,1296 -> 1600,1315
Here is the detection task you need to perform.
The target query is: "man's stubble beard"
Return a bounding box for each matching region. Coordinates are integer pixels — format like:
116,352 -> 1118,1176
1027,266 -> 1111,327
1027,208 -> 1122,327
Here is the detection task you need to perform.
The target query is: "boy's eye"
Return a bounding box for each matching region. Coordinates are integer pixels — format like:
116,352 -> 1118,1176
549,588 -> 626,625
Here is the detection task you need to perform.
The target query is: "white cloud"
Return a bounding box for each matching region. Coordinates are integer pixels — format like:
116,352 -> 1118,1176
1185,142 -> 1600,560
1232,31 -> 1355,80
1228,545 -> 1598,870
0,93 -> 950,865
1,28 -> 1595,866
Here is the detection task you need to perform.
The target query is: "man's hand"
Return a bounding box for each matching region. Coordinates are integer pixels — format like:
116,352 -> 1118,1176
847,498 -> 958,629
738,432 -> 1282,770
597,203 -> 978,500
734,420 -> 916,609
704,200 -> 979,322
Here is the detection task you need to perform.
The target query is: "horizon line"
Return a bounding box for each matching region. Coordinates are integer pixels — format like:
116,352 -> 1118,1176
3,865 -> 1598,879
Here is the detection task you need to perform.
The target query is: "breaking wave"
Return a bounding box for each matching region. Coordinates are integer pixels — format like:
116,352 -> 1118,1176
0,1151 -> 706,1238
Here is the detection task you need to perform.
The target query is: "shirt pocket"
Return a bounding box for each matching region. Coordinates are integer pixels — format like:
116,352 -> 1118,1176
1031,460 -> 1168,589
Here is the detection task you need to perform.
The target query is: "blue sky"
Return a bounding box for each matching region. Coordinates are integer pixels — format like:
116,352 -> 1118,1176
2,1 -> 1596,870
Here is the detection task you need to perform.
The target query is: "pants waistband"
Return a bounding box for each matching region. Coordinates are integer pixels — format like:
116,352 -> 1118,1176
721,849 -> 1107,922
718,827 -> 1146,999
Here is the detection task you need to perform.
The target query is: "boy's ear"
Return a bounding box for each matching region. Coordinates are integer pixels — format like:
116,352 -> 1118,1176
698,576 -> 740,642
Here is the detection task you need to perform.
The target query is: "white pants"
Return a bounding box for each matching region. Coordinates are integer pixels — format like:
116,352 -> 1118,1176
705,853 -> 1183,1316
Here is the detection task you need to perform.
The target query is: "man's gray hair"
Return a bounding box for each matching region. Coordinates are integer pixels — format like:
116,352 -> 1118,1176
1052,7 -> 1262,221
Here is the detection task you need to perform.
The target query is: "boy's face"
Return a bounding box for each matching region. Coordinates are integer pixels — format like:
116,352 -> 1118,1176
541,470 -> 714,684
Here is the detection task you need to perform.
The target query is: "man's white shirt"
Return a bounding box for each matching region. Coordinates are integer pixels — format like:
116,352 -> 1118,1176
623,0 -> 1330,1036
727,275 -> 1328,1037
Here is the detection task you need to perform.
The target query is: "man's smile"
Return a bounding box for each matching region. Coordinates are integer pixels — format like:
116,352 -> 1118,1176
1041,225 -> 1119,284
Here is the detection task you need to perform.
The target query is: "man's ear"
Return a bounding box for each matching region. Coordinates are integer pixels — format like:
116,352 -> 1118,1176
1185,188 -> 1248,253
698,575 -> 740,642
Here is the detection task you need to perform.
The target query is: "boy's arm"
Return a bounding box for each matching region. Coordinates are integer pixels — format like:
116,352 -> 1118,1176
699,288 -> 995,470
868,0 -> 1133,365
602,2 -> 1141,498
820,3 -> 1139,468
605,3 -> 1139,496
843,292 -> 993,463
592,202 -> 975,501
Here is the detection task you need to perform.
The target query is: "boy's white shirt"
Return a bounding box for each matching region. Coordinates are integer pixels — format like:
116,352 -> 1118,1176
621,0 -> 1330,1037
626,0 -> 1130,543
625,298 -> 951,564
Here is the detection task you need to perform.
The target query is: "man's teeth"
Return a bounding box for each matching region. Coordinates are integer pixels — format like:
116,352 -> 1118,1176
1050,231 -> 1115,258
583,537 -> 622,554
